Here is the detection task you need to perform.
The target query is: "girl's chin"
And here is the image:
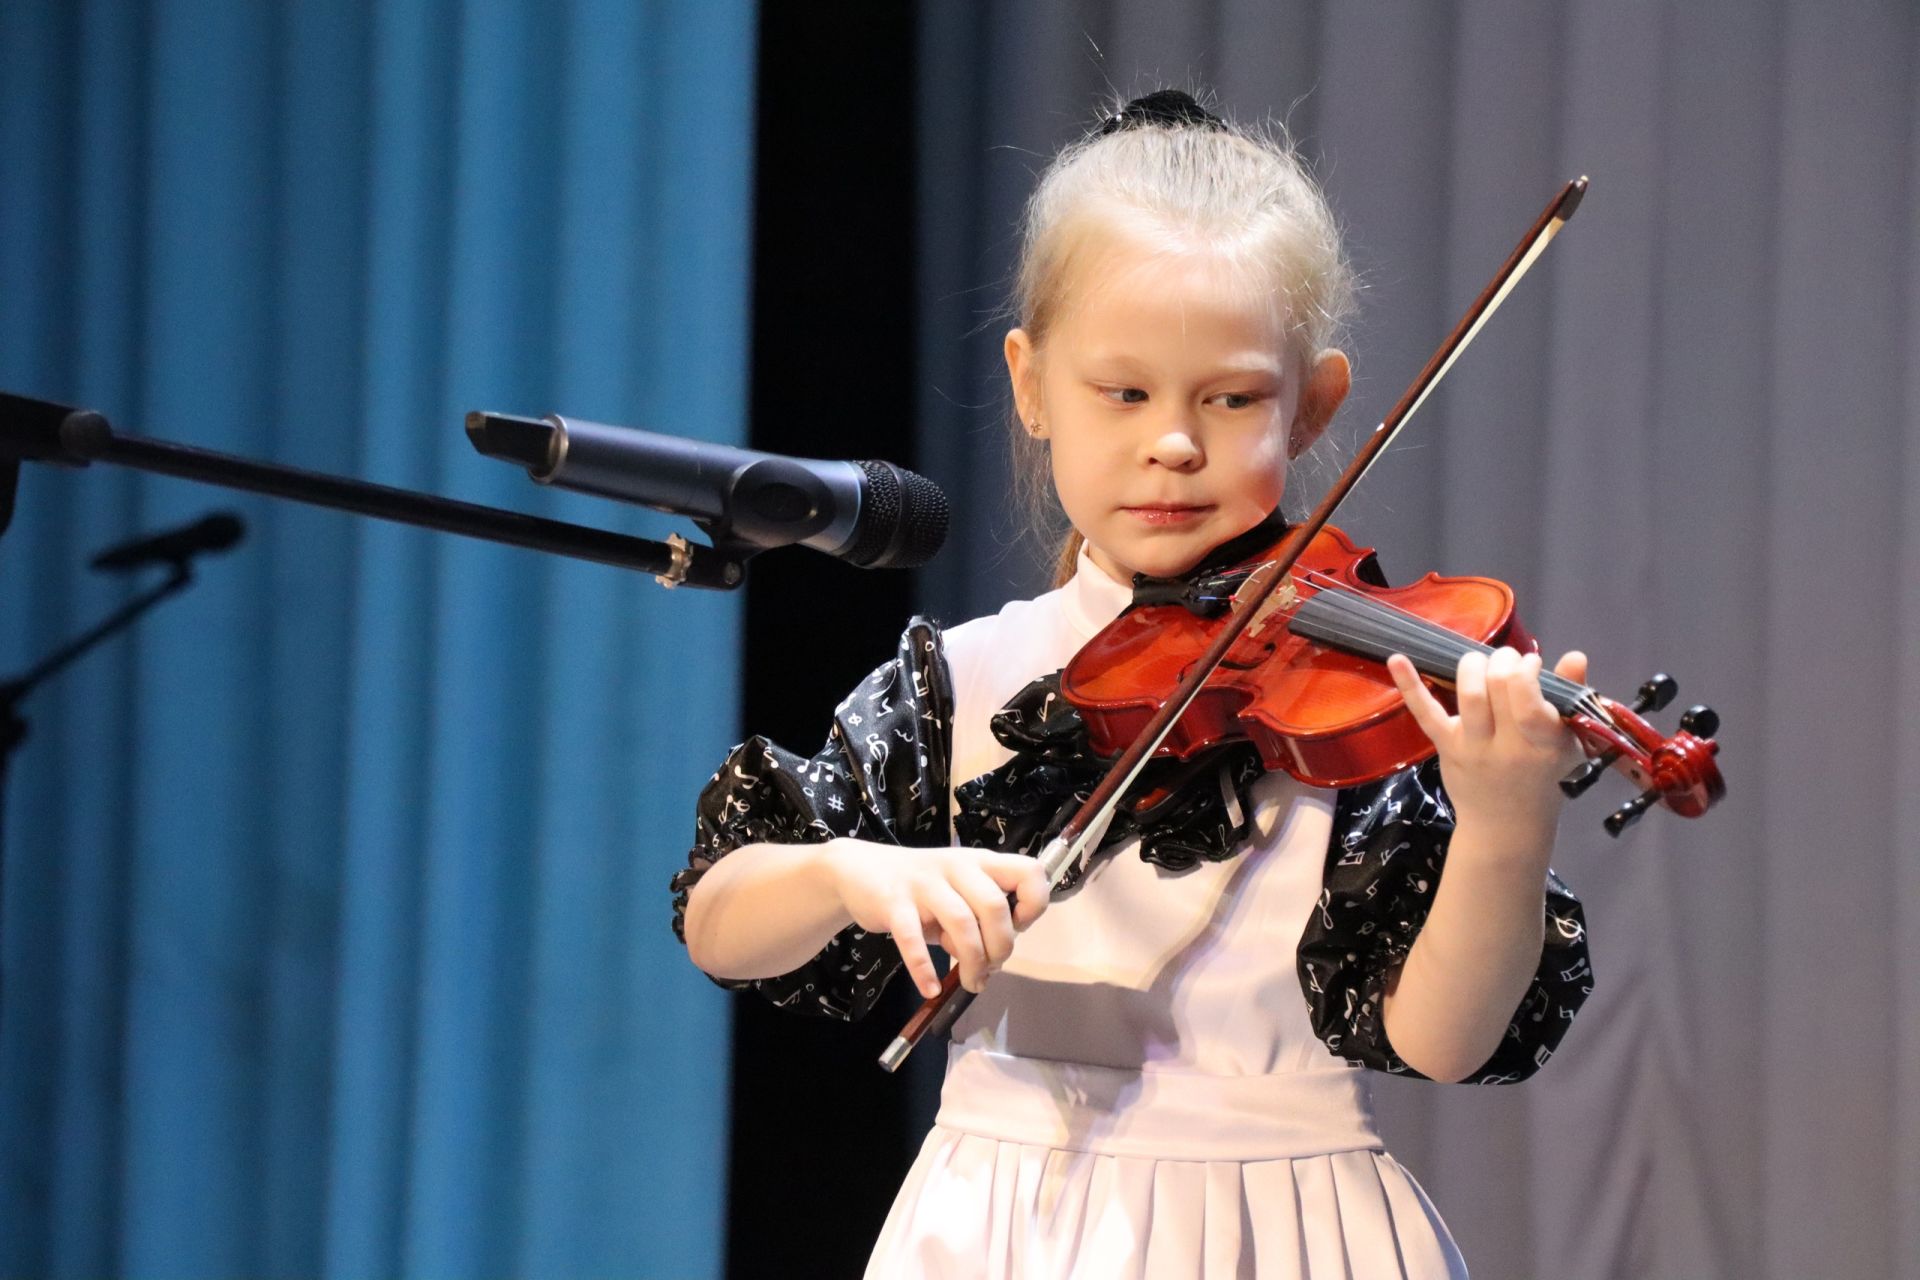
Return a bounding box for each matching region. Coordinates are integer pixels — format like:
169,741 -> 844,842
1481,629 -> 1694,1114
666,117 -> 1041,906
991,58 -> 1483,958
1087,538 -> 1212,583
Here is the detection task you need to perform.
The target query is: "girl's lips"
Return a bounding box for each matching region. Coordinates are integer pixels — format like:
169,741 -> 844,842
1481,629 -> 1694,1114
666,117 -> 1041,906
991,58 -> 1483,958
1122,504 -> 1213,526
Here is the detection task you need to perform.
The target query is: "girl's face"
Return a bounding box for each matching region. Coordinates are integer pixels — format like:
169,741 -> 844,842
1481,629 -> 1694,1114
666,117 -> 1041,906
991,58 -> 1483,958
1006,226 -> 1350,583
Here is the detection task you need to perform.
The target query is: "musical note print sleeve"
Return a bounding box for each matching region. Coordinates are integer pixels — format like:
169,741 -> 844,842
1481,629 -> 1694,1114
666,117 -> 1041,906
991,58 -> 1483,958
669,618 -> 954,1020
1296,757 -> 1593,1084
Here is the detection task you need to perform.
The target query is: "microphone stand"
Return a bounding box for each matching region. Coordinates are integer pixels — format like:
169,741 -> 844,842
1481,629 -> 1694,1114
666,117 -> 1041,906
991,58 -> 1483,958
0,393 -> 751,590
0,390 -> 754,1034
0,562 -> 196,1015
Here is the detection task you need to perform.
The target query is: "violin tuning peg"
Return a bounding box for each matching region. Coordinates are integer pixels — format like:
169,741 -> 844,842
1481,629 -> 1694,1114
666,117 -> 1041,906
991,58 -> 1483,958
1678,704 -> 1719,739
1632,673 -> 1678,715
1559,753 -> 1614,799
1603,788 -> 1662,837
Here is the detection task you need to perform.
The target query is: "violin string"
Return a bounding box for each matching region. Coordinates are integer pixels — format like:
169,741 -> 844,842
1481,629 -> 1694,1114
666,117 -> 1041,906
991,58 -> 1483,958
1293,580 -> 1599,717
1282,566 -> 1601,712
1321,583 -> 1608,722
1297,593 -> 1593,715
1283,581 -> 1482,676
1281,568 -> 1479,668
1277,569 -> 1608,722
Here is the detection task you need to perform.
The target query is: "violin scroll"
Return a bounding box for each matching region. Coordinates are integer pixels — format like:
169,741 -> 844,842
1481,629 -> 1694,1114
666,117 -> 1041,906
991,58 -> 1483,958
1556,673 -> 1725,836
1556,671 -> 1676,796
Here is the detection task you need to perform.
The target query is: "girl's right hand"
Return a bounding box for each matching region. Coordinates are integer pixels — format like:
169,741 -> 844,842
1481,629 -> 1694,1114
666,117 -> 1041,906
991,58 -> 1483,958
823,839 -> 1051,998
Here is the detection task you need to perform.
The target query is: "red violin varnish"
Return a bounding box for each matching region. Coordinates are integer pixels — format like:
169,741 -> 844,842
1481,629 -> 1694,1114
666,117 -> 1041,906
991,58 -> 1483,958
1062,523 -> 1725,833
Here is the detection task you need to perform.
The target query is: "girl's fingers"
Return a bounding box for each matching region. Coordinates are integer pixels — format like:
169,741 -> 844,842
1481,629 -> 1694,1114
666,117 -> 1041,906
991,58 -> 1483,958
1454,650 -> 1495,742
1505,650 -> 1558,736
1387,654 -> 1453,746
982,853 -> 1051,929
888,898 -> 941,999
1553,649 -> 1589,685
951,864 -> 1017,968
923,881 -> 990,992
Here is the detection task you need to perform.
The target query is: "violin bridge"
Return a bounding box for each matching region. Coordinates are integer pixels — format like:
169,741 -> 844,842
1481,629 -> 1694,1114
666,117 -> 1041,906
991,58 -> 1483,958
1236,571 -> 1297,636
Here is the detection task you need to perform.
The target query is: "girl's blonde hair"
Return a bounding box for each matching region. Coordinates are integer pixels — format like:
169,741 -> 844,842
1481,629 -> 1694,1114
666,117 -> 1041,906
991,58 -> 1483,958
1008,94 -> 1357,585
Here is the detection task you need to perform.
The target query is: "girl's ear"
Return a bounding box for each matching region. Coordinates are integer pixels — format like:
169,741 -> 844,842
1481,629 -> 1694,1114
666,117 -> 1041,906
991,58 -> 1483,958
1004,328 -> 1041,431
1290,349 -> 1351,457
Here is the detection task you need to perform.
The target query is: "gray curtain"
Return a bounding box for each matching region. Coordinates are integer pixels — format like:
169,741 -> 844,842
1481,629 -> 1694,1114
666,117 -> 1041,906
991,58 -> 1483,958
914,3 -> 1919,1277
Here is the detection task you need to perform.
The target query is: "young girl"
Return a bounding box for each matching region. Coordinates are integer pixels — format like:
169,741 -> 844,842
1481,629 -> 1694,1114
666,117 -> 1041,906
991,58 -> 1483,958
673,91 -> 1593,1279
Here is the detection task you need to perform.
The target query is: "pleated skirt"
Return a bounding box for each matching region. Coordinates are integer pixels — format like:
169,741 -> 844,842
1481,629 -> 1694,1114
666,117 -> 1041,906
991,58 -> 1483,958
865,1050 -> 1468,1279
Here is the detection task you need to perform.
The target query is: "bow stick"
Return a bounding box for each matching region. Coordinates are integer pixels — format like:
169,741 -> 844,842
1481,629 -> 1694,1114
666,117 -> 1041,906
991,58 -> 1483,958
879,176 -> 1589,1072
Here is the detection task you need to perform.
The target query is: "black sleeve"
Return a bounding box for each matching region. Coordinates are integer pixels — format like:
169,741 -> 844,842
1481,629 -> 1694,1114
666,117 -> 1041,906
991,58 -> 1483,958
1296,757 -> 1593,1084
668,618 -> 953,1020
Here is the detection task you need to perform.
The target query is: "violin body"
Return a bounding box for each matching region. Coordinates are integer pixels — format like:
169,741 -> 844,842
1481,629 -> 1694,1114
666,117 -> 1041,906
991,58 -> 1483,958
1062,523 -> 1724,832
1064,523 -> 1723,829
1063,525 -> 1533,789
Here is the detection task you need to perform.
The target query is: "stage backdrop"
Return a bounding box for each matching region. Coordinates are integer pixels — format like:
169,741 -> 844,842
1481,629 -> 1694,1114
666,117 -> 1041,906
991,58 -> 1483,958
916,2 -> 1918,1278
0,1 -> 752,1276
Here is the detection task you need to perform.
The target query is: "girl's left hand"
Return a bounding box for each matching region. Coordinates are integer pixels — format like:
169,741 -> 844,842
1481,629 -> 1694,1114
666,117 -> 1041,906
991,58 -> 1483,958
1386,647 -> 1589,831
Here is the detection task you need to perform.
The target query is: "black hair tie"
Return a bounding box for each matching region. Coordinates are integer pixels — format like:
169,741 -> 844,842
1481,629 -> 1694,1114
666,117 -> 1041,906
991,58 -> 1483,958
1096,89 -> 1226,137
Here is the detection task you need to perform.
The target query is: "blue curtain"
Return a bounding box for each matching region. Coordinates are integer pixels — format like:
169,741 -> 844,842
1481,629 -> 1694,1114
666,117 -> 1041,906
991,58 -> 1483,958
0,1 -> 753,1275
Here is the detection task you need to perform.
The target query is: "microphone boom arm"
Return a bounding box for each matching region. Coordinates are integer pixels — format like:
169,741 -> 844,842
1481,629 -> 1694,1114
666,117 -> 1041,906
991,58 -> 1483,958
0,393 -> 749,590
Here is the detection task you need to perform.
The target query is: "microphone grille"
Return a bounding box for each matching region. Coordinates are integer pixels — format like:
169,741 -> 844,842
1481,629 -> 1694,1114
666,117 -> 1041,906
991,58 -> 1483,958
850,461 -> 949,569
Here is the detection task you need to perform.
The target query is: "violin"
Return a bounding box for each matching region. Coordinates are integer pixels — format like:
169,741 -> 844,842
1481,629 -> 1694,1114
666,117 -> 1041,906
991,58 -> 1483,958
1061,522 -> 1724,832
878,175 -> 1725,1072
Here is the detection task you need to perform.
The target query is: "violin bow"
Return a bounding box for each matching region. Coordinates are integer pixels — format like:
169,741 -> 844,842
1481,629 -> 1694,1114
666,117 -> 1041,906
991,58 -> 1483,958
878,176 -> 1589,1072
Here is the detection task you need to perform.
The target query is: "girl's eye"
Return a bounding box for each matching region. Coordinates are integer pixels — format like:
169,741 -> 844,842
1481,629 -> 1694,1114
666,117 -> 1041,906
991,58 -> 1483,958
1213,391 -> 1260,410
1100,386 -> 1148,405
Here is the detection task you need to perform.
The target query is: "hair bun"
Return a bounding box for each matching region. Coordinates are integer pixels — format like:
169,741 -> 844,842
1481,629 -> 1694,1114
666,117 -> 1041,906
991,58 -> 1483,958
1096,89 -> 1226,137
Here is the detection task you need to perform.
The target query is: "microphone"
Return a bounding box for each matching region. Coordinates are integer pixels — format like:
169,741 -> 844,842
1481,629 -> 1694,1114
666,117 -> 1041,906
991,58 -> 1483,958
465,412 -> 948,569
90,512 -> 247,573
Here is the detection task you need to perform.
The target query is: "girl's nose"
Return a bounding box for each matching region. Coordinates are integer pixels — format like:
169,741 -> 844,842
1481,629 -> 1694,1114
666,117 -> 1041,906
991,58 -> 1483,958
1144,426 -> 1203,471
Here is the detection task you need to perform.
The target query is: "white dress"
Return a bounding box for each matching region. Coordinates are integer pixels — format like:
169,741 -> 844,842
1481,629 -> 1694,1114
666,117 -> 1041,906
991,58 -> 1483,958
864,550 -> 1469,1279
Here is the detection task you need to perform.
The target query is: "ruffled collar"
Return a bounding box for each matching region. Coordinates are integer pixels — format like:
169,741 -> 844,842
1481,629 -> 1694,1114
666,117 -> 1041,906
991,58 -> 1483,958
957,522 -> 1297,885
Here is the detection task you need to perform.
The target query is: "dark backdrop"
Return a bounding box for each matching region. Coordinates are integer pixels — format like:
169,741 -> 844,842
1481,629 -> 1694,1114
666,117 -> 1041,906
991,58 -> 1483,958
730,9 -> 934,1278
